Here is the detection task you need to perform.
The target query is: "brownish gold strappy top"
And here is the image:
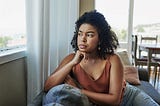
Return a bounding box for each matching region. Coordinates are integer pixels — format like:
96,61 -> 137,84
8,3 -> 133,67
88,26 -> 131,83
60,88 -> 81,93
72,60 -> 111,93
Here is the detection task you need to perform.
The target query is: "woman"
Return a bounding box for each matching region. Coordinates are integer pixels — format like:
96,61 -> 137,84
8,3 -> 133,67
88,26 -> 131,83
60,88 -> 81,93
43,10 -> 158,106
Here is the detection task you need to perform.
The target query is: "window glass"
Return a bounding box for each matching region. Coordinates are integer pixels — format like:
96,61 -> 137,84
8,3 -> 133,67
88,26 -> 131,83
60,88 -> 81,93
133,0 -> 160,43
95,0 -> 129,42
0,0 -> 26,51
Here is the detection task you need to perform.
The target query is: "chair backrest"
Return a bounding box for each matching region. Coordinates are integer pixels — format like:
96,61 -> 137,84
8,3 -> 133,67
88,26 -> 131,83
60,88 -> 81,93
131,35 -> 138,66
140,35 -> 158,58
140,35 -> 158,44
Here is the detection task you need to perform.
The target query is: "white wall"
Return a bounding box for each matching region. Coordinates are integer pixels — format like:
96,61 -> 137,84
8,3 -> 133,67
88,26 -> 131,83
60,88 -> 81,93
79,0 -> 95,16
0,58 -> 27,106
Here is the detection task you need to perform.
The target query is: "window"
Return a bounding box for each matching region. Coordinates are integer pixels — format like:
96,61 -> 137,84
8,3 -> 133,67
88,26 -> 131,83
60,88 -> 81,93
133,0 -> 160,43
0,0 -> 26,52
95,0 -> 129,43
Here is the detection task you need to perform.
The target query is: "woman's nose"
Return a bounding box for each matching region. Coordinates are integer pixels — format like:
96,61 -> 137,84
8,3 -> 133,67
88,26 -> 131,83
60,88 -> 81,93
81,35 -> 87,42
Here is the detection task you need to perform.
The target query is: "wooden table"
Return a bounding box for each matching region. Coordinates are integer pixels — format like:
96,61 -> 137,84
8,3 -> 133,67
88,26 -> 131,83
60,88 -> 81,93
139,44 -> 160,75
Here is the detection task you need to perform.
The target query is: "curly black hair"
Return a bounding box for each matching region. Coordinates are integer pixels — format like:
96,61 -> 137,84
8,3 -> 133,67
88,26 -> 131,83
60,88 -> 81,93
71,10 -> 119,59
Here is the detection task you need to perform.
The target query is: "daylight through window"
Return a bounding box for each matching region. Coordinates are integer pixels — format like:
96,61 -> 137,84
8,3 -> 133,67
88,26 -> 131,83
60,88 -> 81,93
95,0 -> 129,42
0,0 -> 26,51
133,0 -> 160,43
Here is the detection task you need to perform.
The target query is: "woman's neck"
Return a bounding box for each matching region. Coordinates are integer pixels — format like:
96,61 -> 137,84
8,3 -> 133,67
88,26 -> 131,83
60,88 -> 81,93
83,52 -> 100,64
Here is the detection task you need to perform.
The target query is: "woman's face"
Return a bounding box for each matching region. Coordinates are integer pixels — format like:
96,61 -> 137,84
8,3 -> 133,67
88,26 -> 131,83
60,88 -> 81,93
77,23 -> 99,53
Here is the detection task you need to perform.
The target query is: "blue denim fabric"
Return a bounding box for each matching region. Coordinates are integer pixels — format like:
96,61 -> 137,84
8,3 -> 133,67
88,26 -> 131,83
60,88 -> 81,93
43,84 -> 91,106
43,83 -> 159,106
121,84 -> 159,106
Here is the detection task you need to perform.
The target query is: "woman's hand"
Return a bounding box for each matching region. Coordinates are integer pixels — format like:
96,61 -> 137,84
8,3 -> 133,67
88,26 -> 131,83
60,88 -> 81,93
71,50 -> 84,65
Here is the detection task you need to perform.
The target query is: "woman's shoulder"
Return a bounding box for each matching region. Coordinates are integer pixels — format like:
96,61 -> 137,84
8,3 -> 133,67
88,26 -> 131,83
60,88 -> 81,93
59,53 -> 75,65
107,53 -> 121,63
107,53 -> 120,59
65,53 -> 75,60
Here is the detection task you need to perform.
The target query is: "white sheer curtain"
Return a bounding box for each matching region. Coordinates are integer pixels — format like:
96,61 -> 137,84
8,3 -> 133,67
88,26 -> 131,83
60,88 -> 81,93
25,0 -> 79,104
26,0 -> 50,104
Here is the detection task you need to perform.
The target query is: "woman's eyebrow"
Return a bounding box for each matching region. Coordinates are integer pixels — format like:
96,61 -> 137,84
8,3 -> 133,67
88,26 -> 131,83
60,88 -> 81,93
78,30 -> 95,33
87,31 -> 94,33
78,30 -> 83,33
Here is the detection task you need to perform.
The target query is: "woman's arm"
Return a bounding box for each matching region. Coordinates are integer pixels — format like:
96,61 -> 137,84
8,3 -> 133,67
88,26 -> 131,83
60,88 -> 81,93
44,53 -> 75,92
44,51 -> 84,92
81,54 -> 124,105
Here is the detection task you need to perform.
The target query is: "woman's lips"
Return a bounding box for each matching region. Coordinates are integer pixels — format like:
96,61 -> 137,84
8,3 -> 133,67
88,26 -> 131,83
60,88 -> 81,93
79,44 -> 87,49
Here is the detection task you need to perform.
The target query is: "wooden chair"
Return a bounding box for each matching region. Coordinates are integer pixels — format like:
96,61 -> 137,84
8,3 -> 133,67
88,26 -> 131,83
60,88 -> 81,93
139,35 -> 158,59
140,35 -> 158,44
131,35 -> 159,86
131,35 -> 147,67
151,58 -> 160,86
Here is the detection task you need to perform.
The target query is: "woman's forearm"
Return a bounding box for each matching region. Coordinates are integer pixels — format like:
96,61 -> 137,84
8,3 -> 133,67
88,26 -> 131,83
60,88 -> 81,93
44,61 -> 75,92
81,89 -> 121,106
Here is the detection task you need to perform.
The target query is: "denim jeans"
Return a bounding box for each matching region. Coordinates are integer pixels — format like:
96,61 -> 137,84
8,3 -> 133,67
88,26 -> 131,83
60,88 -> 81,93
121,84 -> 159,106
43,84 -> 159,106
43,84 -> 91,106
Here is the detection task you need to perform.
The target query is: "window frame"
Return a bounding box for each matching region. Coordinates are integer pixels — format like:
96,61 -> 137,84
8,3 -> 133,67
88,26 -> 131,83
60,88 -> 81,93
0,46 -> 26,64
0,0 -> 26,64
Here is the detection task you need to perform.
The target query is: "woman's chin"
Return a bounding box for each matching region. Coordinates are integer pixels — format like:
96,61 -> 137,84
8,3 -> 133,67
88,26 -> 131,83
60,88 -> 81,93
79,49 -> 86,52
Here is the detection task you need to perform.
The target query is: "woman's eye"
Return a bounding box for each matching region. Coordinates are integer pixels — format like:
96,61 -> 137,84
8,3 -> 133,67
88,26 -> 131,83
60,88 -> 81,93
78,33 -> 82,36
87,33 -> 94,37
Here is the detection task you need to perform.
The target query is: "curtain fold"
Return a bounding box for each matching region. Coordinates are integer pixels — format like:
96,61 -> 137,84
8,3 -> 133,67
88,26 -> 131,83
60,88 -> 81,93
26,0 -> 79,104
26,0 -> 50,104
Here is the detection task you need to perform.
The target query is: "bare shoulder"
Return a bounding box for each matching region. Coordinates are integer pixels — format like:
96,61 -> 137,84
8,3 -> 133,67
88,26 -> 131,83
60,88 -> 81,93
59,53 -> 75,66
52,53 -> 75,73
109,54 -> 121,62
110,54 -> 120,60
109,54 -> 124,72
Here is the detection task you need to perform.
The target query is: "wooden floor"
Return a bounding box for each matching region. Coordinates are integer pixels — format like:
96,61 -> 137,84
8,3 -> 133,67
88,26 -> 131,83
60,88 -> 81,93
149,70 -> 160,93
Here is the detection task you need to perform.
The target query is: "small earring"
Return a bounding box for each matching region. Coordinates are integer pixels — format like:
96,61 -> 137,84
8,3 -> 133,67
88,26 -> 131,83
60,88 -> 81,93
98,42 -> 101,51
98,45 -> 101,50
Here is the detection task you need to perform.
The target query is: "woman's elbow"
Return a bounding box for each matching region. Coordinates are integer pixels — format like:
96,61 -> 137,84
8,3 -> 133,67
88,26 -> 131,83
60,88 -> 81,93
110,95 -> 121,106
44,79 -> 55,92
44,81 -> 50,92
44,78 -> 60,92
112,96 -> 122,105
113,100 -> 121,106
